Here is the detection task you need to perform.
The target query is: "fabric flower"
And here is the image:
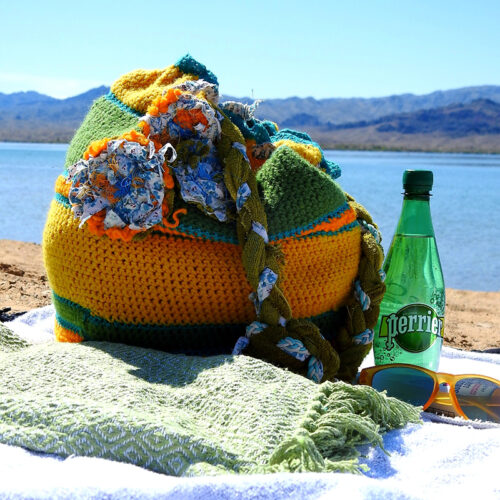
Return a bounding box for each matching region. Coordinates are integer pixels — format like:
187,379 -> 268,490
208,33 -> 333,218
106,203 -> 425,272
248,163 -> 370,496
68,139 -> 174,231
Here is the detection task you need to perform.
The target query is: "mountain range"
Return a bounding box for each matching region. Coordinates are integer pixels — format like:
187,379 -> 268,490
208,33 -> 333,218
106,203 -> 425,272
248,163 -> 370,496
309,98 -> 500,153
1,85 -> 500,152
0,86 -> 108,143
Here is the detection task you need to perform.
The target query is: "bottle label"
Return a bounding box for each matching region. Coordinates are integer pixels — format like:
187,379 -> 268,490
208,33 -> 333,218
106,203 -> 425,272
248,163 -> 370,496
378,303 -> 444,353
455,378 -> 498,398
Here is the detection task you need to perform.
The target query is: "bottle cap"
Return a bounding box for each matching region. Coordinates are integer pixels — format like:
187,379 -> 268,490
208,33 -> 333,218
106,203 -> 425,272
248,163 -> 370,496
403,170 -> 433,194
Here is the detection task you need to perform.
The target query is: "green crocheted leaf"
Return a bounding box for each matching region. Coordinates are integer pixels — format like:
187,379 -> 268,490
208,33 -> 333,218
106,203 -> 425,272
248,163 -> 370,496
65,95 -> 141,167
0,329 -> 421,476
257,146 -> 347,236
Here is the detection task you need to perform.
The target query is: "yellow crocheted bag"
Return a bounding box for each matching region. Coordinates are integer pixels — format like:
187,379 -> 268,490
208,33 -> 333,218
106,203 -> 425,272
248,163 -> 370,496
43,55 -> 385,382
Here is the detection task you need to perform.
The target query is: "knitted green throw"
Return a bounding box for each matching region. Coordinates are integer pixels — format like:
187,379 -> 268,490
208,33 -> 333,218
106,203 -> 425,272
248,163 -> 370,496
0,323 -> 420,475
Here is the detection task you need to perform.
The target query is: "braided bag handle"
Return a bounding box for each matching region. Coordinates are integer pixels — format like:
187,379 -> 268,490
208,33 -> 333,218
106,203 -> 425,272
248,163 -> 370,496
217,111 -> 340,382
335,195 -> 386,381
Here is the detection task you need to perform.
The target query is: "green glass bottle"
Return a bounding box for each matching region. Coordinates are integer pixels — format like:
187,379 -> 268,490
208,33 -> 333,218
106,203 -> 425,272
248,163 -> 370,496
373,170 -> 445,371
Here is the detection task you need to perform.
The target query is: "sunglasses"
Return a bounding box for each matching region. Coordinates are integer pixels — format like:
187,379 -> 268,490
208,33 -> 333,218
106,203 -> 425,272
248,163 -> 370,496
359,364 -> 500,423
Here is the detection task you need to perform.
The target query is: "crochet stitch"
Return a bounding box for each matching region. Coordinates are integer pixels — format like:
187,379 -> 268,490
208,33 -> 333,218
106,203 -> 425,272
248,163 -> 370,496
43,55 -> 385,381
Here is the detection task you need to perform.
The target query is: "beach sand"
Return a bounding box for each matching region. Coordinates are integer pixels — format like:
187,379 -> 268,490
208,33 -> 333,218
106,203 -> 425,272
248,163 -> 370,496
0,239 -> 498,352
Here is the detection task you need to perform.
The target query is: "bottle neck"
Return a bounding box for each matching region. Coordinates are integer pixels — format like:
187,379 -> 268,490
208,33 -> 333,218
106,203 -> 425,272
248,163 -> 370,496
395,193 -> 435,236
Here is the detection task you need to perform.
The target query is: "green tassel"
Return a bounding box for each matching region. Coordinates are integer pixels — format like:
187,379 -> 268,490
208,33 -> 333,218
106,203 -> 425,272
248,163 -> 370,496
260,381 -> 421,474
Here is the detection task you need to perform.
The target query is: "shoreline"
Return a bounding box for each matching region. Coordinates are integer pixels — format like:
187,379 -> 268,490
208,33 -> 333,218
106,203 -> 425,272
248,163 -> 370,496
1,140 -> 500,155
1,239 -> 499,352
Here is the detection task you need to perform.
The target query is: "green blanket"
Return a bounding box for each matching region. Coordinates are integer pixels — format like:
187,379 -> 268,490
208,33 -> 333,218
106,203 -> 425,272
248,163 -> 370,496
0,323 -> 420,476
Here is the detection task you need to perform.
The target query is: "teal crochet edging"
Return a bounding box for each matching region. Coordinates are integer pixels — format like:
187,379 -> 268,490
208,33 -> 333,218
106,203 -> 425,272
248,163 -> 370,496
175,54 -> 219,86
155,222 -> 238,244
52,291 -> 342,345
268,202 -> 352,241
53,194 -> 357,244
53,290 -> 248,340
287,221 -> 360,242
53,192 -> 238,243
222,108 -> 272,144
55,313 -> 82,336
54,193 -> 70,208
104,92 -> 143,117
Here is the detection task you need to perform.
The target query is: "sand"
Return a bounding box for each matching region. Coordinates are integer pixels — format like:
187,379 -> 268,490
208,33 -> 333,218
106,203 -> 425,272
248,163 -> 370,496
0,239 -> 498,352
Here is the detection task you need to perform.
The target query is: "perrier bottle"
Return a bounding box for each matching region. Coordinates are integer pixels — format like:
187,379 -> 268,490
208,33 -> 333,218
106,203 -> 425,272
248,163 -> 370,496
373,170 -> 445,371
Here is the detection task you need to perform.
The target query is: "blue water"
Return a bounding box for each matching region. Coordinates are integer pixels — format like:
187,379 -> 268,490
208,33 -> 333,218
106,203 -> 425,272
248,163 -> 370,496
0,143 -> 498,291
326,150 -> 500,292
0,142 -> 67,246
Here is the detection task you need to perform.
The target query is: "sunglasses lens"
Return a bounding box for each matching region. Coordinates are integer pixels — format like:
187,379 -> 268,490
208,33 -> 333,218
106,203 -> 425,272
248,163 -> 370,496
455,378 -> 500,422
372,367 -> 435,406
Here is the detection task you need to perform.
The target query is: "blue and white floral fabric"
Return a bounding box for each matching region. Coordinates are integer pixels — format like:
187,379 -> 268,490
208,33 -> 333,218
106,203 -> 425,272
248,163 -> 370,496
67,140 -> 174,231
140,82 -> 222,143
139,80 -> 236,221
249,267 -> 278,314
171,79 -> 219,106
173,144 -> 234,222
277,337 -> 310,362
236,182 -> 251,212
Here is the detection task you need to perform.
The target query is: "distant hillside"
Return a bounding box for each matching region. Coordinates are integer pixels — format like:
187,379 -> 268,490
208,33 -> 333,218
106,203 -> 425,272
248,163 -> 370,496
1,85 -> 500,152
308,99 -> 500,153
247,85 -> 500,127
0,87 -> 109,142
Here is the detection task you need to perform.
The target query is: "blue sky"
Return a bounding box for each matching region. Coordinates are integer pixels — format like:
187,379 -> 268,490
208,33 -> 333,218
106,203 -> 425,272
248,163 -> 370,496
1,0 -> 499,99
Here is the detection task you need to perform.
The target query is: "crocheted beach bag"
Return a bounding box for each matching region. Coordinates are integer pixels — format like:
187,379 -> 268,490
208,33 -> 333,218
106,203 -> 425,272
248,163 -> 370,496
42,55 -> 385,382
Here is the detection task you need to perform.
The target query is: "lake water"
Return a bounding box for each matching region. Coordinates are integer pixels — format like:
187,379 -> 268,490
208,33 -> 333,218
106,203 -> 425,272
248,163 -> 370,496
0,142 -> 499,291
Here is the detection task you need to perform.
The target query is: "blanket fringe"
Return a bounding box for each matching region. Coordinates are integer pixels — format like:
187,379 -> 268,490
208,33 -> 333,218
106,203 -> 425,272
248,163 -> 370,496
261,382 -> 421,474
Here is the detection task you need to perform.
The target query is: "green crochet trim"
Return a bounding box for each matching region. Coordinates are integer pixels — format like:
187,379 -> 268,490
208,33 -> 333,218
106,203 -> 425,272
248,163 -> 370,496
65,96 -> 140,167
52,292 -> 345,354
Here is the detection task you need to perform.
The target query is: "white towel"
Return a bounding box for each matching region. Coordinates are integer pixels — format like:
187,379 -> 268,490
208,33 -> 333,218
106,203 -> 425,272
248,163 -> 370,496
2,307 -> 499,499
